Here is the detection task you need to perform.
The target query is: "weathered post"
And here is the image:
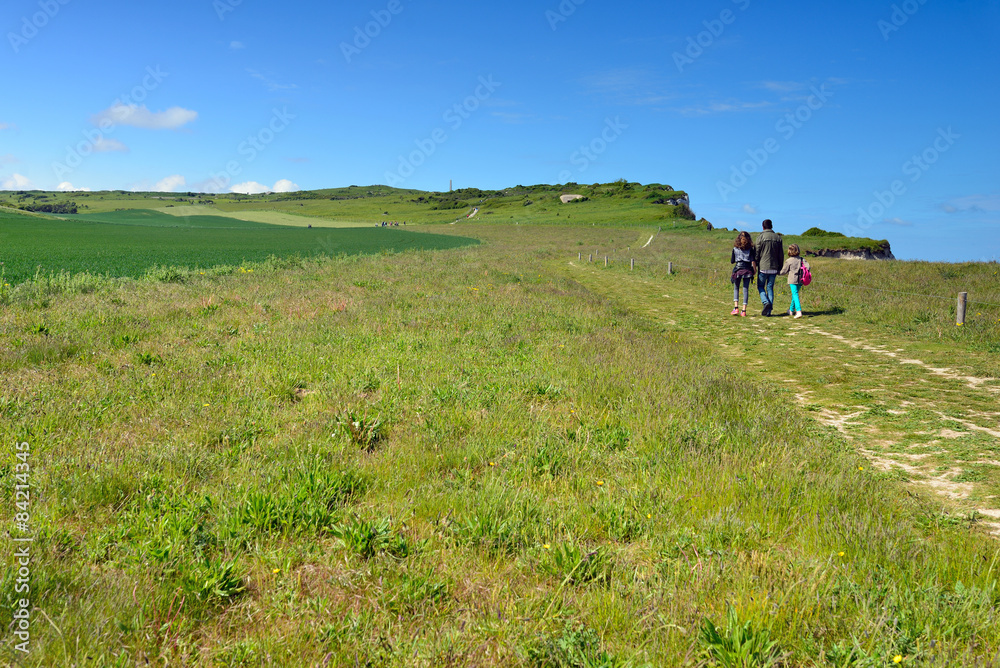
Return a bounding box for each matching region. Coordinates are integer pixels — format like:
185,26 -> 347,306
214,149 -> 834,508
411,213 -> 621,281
630,258 -> 634,271
604,256 -> 608,267
668,262 -> 673,275
589,254 -> 593,263
957,292 -> 968,326
578,252 -> 581,261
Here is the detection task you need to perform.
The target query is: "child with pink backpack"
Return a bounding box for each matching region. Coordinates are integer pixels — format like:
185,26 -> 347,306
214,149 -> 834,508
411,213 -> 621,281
779,244 -> 811,318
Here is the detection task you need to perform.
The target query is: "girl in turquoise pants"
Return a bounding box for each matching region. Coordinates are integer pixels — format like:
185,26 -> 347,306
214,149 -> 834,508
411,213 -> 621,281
779,244 -> 807,319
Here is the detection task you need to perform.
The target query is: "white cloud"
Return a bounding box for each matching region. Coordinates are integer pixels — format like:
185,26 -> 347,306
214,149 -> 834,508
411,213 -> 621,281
1,173 -> 35,190
230,41 -> 245,50
0,122 -> 10,131
155,175 -> 186,192
230,181 -> 271,195
57,182 -> 91,192
230,179 -> 300,195
93,137 -> 129,153
742,204 -> 758,215
0,154 -> 17,164
882,217 -> 912,227
92,103 -> 198,130
272,179 -> 299,193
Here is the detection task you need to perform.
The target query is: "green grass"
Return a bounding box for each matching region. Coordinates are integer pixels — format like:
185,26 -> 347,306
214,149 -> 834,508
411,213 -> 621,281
0,222 -> 997,666
0,208 -> 475,287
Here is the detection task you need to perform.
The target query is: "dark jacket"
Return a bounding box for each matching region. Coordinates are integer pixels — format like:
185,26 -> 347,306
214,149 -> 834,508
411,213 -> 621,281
730,247 -> 756,283
755,230 -> 784,273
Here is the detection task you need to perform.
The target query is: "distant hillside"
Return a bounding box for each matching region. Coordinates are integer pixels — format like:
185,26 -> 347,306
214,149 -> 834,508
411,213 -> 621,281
0,181 -> 891,255
0,180 -> 696,226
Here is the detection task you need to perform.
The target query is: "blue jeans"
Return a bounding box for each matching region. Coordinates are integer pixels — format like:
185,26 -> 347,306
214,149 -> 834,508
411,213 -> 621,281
757,273 -> 777,306
733,277 -> 751,304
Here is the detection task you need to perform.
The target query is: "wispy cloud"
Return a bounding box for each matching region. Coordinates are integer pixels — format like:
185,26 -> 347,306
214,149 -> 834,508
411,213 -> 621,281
0,122 -> 10,131
883,217 -> 912,226
0,154 -> 18,164
751,77 -> 848,104
230,41 -> 245,50
758,80 -> 805,93
92,103 -> 198,130
246,69 -> 298,92
671,100 -> 773,116
942,193 -> 1000,213
580,68 -> 675,107
742,204 -> 758,215
491,111 -> 537,124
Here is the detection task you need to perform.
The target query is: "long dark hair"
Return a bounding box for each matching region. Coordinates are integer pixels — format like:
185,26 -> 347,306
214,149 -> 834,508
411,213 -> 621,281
735,231 -> 752,250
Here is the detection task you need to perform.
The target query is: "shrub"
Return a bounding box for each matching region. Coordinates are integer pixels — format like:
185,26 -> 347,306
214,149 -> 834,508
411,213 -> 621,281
801,227 -> 846,238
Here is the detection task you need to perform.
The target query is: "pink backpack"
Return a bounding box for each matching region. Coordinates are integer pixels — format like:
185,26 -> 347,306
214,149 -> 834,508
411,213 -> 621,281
799,260 -> 812,286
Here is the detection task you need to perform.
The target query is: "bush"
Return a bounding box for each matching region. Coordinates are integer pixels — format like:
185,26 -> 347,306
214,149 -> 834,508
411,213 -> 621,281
801,227 -> 846,238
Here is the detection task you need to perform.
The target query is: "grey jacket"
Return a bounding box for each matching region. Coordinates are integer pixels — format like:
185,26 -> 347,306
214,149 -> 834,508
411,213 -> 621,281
779,256 -> 807,286
754,230 -> 784,273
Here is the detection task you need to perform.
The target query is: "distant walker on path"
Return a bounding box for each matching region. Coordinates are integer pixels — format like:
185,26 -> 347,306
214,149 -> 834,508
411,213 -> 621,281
754,219 -> 784,317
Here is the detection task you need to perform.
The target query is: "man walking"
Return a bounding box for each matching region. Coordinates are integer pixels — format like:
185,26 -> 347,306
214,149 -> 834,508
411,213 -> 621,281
755,219 -> 783,316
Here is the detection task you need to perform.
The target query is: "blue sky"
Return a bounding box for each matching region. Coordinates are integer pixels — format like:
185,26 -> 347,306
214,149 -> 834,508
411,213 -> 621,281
2,0 -> 998,261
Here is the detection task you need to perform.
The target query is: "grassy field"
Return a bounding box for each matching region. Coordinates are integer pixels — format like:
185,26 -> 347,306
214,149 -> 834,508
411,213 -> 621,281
153,206 -> 372,228
0,208 -> 475,288
0,218 -> 998,666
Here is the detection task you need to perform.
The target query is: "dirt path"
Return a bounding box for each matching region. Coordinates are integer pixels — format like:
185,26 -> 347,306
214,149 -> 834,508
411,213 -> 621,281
564,259 -> 1000,536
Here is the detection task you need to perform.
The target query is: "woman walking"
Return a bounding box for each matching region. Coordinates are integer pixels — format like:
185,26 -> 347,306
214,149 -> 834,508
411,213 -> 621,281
779,244 -> 809,318
730,231 -> 757,317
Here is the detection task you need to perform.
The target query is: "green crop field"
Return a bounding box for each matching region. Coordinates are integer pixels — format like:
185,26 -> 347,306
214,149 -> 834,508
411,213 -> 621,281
0,209 -> 475,287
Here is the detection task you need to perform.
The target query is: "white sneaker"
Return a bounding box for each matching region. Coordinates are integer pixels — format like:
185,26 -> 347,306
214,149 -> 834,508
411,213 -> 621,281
794,311 -> 803,319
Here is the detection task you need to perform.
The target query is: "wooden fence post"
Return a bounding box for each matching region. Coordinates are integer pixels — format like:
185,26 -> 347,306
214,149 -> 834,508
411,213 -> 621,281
589,254 -> 593,263
604,256 -> 608,267
957,292 -> 968,326
668,262 -> 673,275
630,259 -> 634,271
